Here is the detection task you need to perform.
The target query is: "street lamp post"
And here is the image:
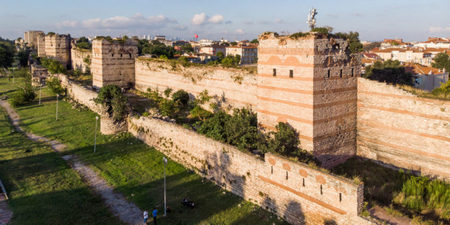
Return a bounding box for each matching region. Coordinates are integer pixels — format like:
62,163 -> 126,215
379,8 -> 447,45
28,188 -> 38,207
39,84 -> 42,105
94,116 -> 99,153
55,94 -> 59,120
163,157 -> 167,217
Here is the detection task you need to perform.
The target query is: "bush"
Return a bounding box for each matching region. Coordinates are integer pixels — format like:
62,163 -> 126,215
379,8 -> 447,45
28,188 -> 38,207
364,60 -> 414,86
10,87 -> 36,106
47,77 -> 65,95
431,80 -> 450,98
41,57 -> 66,74
172,90 -> 190,108
94,85 -> 128,121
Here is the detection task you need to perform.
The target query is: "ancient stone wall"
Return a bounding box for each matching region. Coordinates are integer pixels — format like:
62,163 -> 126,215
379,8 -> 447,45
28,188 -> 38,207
91,39 -> 138,88
135,58 -> 257,109
37,33 -> 46,57
24,30 -> 44,48
44,34 -> 71,68
257,33 -> 359,167
57,74 -> 101,114
128,116 -> 372,225
71,48 -> 92,73
357,78 -> 450,180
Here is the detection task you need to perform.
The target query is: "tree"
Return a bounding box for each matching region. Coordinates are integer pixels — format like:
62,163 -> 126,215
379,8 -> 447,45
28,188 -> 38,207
230,41 -> 238,46
364,60 -> 414,86
216,51 -> 224,61
180,43 -> 194,53
75,37 -> 91,49
41,57 -> 66,74
16,49 -> 31,67
140,40 -> 176,58
431,53 -> 450,72
0,38 -> 15,68
250,39 -> 259,44
94,85 -> 128,121
334,32 -> 363,53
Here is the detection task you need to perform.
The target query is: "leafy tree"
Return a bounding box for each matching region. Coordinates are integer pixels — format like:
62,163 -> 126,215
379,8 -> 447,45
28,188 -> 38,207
189,105 -> 212,121
250,39 -> 259,44
94,85 -> 128,121
75,37 -> 91,49
364,60 -> 413,85
230,41 -> 238,46
140,40 -> 176,58
431,53 -> 450,72
47,77 -> 66,95
431,80 -> 450,98
10,69 -> 35,106
41,57 -> 66,74
334,32 -> 363,53
172,89 -> 190,108
180,43 -> 194,53
216,52 -> 225,61
16,49 -> 31,67
0,38 -> 15,68
221,55 -> 241,67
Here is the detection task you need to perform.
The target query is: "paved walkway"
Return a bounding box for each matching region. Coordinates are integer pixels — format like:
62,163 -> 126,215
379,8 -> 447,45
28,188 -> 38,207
0,195 -> 13,225
0,100 -> 143,225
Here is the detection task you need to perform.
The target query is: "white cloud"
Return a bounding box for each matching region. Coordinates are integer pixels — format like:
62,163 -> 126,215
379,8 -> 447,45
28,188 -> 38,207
191,13 -> 225,25
208,15 -> 224,24
57,13 -> 176,30
192,13 -> 207,25
429,26 -> 450,33
235,28 -> 244,34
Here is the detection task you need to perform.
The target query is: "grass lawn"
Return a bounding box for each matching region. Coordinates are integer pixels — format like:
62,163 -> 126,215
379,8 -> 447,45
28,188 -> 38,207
0,107 -> 122,224
0,76 -> 287,225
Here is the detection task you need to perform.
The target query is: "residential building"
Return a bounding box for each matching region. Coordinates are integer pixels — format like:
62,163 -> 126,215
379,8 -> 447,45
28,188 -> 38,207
225,45 -> 258,64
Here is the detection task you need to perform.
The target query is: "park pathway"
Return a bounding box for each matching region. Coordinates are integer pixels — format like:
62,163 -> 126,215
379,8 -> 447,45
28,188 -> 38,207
0,100 -> 143,225
0,195 -> 12,225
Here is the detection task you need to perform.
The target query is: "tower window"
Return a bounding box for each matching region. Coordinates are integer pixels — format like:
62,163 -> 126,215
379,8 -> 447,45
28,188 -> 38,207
273,68 -> 277,77
120,54 -> 123,57
340,69 -> 343,78
320,185 -> 323,195
351,68 -> 354,77
289,70 -> 293,78
302,178 -> 305,187
327,69 -> 330,78
285,171 -> 289,180
339,193 -> 342,202
271,166 -> 273,174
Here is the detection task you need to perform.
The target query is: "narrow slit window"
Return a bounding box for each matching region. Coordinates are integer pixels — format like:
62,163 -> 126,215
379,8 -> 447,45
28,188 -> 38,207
286,171 -> 288,180
351,68 -> 354,77
339,193 -> 342,202
120,54 -> 123,57
340,69 -> 343,78
273,68 -> 277,77
302,178 -> 305,187
327,69 -> 330,78
289,70 -> 293,78
271,166 -> 273,174
320,185 -> 323,195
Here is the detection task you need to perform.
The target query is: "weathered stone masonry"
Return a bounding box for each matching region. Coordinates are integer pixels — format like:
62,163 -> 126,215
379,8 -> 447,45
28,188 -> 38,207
357,78 -> 450,180
71,47 -> 92,73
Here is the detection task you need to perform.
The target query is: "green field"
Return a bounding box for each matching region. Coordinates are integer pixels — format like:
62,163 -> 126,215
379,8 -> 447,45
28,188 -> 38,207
0,108 -> 122,224
0,76 -> 287,225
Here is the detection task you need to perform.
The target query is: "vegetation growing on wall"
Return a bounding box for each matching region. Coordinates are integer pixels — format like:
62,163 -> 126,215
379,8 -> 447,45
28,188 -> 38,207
333,158 -> 450,223
75,37 -> 92,50
140,88 -> 319,165
47,77 -> 66,95
41,57 -> 66,74
364,60 -> 414,86
94,85 -> 128,121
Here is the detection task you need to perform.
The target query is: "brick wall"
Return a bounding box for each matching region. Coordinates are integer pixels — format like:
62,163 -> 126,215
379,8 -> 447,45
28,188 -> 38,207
71,48 -> 91,73
135,58 -> 257,109
357,78 -> 450,180
128,116 -> 372,225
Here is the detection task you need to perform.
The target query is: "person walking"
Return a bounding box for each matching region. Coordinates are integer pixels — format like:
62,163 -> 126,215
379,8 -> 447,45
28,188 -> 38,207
143,210 -> 149,225
152,208 -> 158,225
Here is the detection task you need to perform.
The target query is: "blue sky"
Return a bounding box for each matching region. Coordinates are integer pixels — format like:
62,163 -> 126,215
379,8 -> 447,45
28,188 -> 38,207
1,0 -> 449,41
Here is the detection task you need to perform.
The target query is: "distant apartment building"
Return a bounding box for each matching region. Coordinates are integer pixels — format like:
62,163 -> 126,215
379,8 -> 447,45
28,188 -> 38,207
380,39 -> 411,49
405,63 -> 449,91
199,45 -> 226,56
153,35 -> 173,47
371,47 -> 433,66
225,45 -> 258,64
414,37 -> 450,49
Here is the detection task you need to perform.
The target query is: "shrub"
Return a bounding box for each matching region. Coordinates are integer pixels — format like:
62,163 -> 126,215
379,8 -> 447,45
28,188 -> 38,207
41,57 -> 66,74
431,80 -> 450,98
364,60 -> 414,86
47,77 -> 65,95
172,89 -> 190,108
10,86 -> 36,106
94,85 -> 128,121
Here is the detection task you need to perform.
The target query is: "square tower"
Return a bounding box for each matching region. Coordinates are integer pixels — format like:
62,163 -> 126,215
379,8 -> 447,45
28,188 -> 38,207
257,32 -> 360,167
44,33 -> 71,68
91,38 -> 138,88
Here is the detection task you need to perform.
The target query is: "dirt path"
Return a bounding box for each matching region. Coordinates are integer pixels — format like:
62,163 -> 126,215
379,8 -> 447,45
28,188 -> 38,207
0,100 -> 143,225
369,205 -> 412,225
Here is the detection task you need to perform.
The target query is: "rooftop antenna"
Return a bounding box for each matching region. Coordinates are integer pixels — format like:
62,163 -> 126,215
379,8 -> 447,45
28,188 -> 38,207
307,8 -> 318,30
